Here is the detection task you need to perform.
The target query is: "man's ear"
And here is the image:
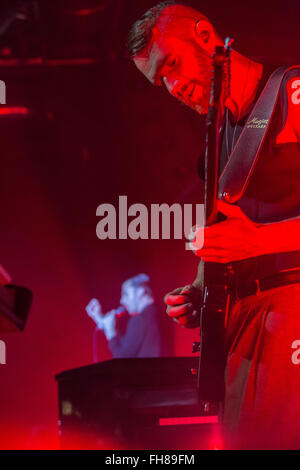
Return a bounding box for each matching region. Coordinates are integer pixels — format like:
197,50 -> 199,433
194,20 -> 216,55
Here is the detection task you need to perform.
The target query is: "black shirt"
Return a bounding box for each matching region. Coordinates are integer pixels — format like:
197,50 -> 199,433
108,303 -> 167,358
220,65 -> 300,280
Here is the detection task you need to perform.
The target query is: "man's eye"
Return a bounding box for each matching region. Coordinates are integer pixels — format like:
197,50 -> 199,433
167,57 -> 177,67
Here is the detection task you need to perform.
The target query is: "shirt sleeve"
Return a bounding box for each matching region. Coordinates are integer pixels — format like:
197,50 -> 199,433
276,76 -> 300,144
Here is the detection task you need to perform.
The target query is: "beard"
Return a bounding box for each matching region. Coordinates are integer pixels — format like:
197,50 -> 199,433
174,46 -> 213,114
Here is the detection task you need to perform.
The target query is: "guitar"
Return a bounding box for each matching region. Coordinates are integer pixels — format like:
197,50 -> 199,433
193,40 -> 233,402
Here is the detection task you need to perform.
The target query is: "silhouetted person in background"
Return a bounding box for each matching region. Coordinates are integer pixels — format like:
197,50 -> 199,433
86,274 -> 168,359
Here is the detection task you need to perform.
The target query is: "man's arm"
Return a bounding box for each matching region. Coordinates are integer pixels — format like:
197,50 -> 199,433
255,215 -> 300,254
165,202 -> 300,328
108,313 -> 146,358
192,201 -> 300,263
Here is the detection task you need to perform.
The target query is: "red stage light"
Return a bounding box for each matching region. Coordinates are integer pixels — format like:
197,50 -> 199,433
159,415 -> 219,426
0,107 -> 29,116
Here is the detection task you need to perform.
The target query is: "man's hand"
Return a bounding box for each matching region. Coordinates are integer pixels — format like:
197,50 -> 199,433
191,200 -> 265,263
164,285 -> 200,328
85,298 -> 103,328
86,299 -> 118,340
101,309 -> 117,340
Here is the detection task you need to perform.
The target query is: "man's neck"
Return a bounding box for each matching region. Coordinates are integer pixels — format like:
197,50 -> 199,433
225,50 -> 263,121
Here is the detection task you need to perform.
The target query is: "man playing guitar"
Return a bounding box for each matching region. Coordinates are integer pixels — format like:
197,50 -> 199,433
128,1 -> 300,449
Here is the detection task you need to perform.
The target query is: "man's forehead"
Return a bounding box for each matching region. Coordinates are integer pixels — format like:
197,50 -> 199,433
122,283 -> 135,293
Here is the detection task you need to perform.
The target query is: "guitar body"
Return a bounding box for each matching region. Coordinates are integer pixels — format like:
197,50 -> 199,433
194,261 -> 228,401
194,42 -> 232,402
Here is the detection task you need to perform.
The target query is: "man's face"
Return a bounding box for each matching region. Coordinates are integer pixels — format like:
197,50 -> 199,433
133,22 -> 212,114
120,285 -> 139,314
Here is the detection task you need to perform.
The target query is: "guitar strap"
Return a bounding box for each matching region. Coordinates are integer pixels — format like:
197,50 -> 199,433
218,65 -> 300,203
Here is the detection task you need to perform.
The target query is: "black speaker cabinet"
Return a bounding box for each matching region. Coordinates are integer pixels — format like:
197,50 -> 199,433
55,357 -> 221,450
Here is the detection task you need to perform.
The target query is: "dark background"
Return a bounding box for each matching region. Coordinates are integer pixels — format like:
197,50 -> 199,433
0,0 -> 298,449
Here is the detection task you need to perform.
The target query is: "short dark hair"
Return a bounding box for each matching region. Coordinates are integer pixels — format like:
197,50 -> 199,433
122,274 -> 152,296
127,1 -> 182,58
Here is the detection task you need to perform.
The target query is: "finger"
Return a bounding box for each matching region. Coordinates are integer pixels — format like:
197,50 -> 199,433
188,224 -> 203,239
164,287 -> 184,305
192,225 -> 229,252
187,225 -> 200,240
164,285 -> 194,305
164,286 -> 184,298
202,225 -> 223,239
165,294 -> 191,306
181,284 -> 196,295
166,302 -> 194,318
187,239 -> 197,253
165,288 -> 197,305
193,236 -> 223,251
174,309 -> 200,328
202,223 -> 234,242
217,200 -> 248,220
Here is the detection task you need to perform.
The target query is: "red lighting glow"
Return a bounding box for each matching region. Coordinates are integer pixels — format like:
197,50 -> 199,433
0,107 -> 30,116
159,416 -> 219,426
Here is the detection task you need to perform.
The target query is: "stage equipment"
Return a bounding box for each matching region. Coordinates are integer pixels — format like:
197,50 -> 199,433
0,283 -> 32,331
56,357 -> 220,450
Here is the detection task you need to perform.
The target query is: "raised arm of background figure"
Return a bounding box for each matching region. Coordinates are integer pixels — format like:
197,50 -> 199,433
85,298 -> 120,340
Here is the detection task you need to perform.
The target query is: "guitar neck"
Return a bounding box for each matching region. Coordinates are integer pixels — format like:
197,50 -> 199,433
193,43 -> 231,402
204,47 -> 224,226
204,112 -> 221,226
